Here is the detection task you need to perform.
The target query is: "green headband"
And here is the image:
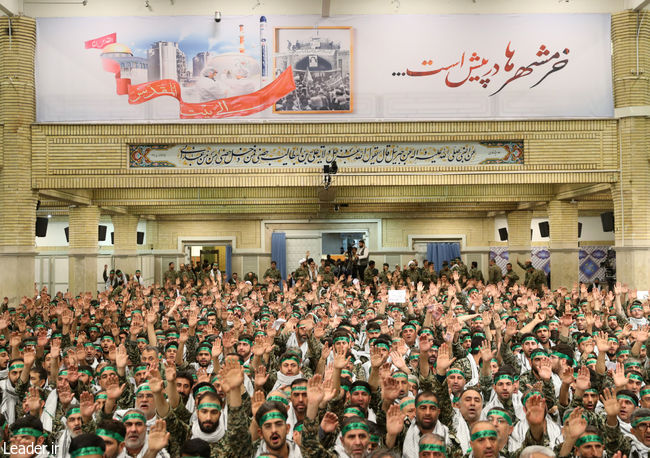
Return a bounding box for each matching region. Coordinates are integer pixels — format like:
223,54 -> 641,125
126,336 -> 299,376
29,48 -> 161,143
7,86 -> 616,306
344,407 -> 365,418
350,385 -> 370,395
267,395 -> 289,406
198,402 -> 222,411
617,394 -> 638,406
640,387 -> 650,398
419,444 -> 447,455
552,351 -> 574,365
9,363 -> 24,371
392,372 -> 408,379
291,385 -> 307,392
195,386 -> 217,396
494,374 -> 514,384
400,399 -> 415,409
632,416 -> 650,428
12,427 -> 42,438
260,411 -> 286,425
197,346 -> 212,354
333,336 -> 350,344
487,409 -> 513,426
96,428 -> 125,443
374,342 -> 390,351
294,424 -> 304,433
618,350 -> 631,356
522,391 -> 544,406
628,373 -> 644,382
446,369 -> 465,378
66,407 -> 81,417
341,422 -> 369,436
419,329 -> 434,337
78,368 -> 93,378
522,336 -> 537,344
239,339 -> 252,346
122,412 -> 146,424
470,429 -> 497,441
281,355 -> 301,365
531,349 -> 548,359
70,447 -> 106,457
167,333 -> 179,338
578,336 -> 592,345
416,400 -> 439,408
102,336 -> 115,341
575,434 -> 603,448
136,385 -> 152,395
135,366 -> 148,373
98,366 -> 117,376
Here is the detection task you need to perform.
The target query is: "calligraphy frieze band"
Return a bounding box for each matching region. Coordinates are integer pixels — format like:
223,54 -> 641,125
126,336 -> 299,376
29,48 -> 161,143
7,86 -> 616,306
128,141 -> 524,169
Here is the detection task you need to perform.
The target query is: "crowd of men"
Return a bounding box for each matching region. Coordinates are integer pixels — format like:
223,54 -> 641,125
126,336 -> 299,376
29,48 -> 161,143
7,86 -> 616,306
275,72 -> 351,112
0,248 -> 649,458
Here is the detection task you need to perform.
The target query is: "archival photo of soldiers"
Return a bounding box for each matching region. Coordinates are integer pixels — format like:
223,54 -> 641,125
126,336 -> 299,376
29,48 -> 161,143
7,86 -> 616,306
274,26 -> 352,113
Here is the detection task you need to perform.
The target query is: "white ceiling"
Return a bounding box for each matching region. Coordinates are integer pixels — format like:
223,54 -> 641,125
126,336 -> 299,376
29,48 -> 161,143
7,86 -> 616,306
2,0 -> 647,18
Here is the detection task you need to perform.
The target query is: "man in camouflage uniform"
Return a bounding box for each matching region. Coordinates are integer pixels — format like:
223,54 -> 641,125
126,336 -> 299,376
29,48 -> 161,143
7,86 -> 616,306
468,261 -> 485,284
162,262 -> 177,285
488,258 -> 503,285
504,262 -> 519,285
525,264 -> 547,294
363,261 -> 378,285
263,261 -> 282,283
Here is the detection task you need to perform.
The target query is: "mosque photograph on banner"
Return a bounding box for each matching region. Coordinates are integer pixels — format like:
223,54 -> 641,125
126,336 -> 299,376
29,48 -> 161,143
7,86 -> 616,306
273,26 -> 352,113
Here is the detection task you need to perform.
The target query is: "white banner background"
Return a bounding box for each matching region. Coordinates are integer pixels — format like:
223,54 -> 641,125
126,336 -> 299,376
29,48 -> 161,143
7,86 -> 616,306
35,14 -> 613,122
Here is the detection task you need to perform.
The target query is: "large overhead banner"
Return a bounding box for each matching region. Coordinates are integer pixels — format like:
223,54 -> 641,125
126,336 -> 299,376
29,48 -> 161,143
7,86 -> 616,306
35,14 -> 613,122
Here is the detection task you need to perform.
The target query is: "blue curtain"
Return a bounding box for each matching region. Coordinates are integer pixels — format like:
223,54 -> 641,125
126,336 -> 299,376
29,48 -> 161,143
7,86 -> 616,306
225,245 -> 232,281
426,242 -> 461,272
271,232 -> 287,280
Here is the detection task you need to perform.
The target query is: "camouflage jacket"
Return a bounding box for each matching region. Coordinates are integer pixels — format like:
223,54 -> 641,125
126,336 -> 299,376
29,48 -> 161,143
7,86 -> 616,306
163,404 -> 251,458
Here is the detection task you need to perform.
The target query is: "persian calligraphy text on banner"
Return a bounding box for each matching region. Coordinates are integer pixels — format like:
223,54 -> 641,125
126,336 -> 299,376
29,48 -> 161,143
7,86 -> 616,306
129,142 -> 524,169
35,14 -> 612,121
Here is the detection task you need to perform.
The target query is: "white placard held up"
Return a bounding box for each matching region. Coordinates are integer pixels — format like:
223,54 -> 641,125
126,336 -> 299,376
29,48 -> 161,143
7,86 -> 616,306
388,289 -> 407,304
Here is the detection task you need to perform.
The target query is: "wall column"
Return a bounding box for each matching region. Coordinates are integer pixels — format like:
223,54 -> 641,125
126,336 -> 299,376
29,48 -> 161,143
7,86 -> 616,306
548,200 -> 579,289
68,206 -> 100,294
0,17 -> 38,303
112,214 -> 139,276
611,12 -> 650,289
507,210 -> 532,281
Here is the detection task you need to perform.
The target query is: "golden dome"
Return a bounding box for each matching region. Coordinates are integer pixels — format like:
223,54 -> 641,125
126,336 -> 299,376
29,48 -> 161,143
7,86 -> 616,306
101,43 -> 133,55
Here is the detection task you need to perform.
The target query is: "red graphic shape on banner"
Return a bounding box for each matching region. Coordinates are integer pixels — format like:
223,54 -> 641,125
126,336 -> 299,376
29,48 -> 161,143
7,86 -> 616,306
126,68 -> 295,119
128,79 -> 182,104
101,58 -> 131,96
89,34 -> 296,119
85,33 -> 117,49
180,67 -> 296,119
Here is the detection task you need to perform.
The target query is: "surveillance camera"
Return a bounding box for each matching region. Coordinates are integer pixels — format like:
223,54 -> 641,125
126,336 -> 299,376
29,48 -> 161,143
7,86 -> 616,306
214,11 -> 222,22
